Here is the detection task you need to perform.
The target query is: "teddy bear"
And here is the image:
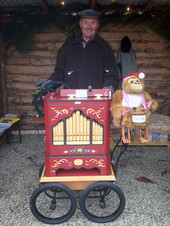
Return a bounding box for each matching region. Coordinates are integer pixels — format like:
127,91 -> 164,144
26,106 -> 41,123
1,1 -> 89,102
110,72 -> 158,143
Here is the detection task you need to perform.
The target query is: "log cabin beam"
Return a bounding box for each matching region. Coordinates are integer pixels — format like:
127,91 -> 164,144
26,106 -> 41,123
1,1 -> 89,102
144,0 -> 157,12
0,29 -> 8,115
39,0 -> 49,13
0,17 -> 14,23
0,7 -> 21,12
91,0 -> 96,9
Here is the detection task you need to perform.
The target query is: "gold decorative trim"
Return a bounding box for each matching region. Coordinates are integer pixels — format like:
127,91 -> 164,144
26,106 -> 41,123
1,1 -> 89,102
74,159 -> 83,166
85,159 -> 106,168
51,159 -> 72,168
87,108 -> 102,118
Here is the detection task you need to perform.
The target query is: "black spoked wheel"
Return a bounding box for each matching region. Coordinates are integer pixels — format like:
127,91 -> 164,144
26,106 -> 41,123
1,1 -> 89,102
79,182 -> 125,223
30,183 -> 77,224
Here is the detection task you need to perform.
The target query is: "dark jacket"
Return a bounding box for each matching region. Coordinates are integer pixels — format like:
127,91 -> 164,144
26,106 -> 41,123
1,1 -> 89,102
50,35 -> 119,90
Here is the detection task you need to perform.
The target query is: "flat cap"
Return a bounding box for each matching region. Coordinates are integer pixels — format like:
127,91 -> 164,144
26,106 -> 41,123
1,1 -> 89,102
79,9 -> 101,19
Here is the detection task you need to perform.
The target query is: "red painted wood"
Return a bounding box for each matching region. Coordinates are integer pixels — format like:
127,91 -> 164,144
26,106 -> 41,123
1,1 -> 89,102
44,89 -> 111,177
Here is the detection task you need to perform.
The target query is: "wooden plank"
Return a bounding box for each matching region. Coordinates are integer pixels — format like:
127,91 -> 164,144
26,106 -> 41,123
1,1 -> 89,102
136,51 -> 170,58
34,42 -> 63,49
100,31 -> 156,41
34,32 -> 66,42
7,58 -> 56,66
144,75 -> 170,83
7,82 -> 37,90
147,90 -> 170,98
100,24 -> 146,32
6,74 -> 49,83
10,50 -> 57,58
8,105 -> 35,111
156,102 -> 170,112
7,89 -> 40,96
31,116 -> 45,123
138,67 -> 170,74
40,166 -> 116,190
144,82 -> 170,90
8,96 -> 33,104
108,42 -> 165,51
6,65 -> 54,75
110,138 -> 170,149
0,31 -> 8,115
144,0 -> 157,12
91,0 -> 96,9
23,117 -> 44,123
39,0 -> 49,13
136,58 -> 170,68
15,112 -> 36,118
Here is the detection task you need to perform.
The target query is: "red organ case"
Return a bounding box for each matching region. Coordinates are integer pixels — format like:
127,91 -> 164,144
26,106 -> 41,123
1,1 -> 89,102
43,89 -> 112,177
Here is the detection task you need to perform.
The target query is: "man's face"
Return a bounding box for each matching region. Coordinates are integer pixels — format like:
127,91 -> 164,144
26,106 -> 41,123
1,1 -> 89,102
79,18 -> 99,41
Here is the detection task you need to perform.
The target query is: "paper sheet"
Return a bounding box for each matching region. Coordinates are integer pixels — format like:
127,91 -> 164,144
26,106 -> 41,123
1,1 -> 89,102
0,123 -> 12,133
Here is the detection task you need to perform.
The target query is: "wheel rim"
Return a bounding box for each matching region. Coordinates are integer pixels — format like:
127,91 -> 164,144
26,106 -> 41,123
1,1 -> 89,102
30,183 -> 77,224
79,182 -> 125,223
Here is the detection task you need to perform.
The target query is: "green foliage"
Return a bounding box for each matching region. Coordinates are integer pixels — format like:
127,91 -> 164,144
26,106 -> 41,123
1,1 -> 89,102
32,91 -> 48,116
2,19 -> 35,53
104,4 -> 170,43
147,4 -> 170,42
2,3 -> 170,54
2,3 -> 86,53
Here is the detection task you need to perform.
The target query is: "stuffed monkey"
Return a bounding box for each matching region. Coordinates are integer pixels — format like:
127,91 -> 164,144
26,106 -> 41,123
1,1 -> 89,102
110,72 -> 158,135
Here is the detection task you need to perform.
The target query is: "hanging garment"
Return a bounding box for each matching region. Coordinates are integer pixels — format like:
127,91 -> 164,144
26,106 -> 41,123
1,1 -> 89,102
117,36 -> 138,82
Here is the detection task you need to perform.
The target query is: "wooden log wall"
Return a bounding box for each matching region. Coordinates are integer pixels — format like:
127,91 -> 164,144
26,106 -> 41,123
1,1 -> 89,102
0,71 -> 2,117
0,30 -> 8,117
5,25 -> 170,130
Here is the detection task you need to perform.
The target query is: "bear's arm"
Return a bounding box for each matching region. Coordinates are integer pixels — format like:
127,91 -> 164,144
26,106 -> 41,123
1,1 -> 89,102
110,90 -> 123,125
143,91 -> 158,111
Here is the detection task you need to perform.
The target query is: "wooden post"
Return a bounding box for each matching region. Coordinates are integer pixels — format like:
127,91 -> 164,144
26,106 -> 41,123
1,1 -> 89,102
0,29 -> 8,116
39,0 -> 49,13
91,0 -> 96,9
143,0 -> 157,12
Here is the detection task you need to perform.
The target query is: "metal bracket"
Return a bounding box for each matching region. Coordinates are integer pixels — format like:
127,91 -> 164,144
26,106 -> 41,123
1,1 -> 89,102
110,137 -> 128,176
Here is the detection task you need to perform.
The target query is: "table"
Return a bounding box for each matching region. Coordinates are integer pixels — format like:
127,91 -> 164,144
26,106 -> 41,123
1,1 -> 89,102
31,116 -> 45,134
0,117 -> 21,144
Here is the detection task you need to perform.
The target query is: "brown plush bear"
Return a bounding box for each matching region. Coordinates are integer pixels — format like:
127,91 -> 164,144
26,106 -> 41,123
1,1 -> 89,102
110,72 -> 158,143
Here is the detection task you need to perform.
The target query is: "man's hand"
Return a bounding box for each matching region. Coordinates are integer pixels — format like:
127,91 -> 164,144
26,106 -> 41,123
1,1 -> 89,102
102,85 -> 114,96
36,80 -> 52,88
36,80 -> 57,92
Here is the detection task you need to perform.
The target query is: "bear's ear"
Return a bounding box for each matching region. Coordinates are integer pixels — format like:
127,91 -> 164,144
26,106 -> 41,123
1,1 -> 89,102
138,72 -> 145,79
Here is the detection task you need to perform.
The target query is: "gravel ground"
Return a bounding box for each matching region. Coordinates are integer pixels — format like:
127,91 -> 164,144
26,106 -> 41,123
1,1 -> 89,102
0,134 -> 169,226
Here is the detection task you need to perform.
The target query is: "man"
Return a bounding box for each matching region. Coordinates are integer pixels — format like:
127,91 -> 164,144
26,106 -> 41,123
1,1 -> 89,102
37,9 -> 119,92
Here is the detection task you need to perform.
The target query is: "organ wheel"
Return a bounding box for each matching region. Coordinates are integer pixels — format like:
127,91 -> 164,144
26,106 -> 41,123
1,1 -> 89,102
79,182 -> 125,223
30,183 -> 77,224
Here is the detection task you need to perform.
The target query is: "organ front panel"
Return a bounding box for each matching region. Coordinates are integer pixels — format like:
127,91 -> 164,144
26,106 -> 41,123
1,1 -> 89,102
52,120 -> 64,145
66,110 -> 90,145
92,120 -> 104,145
44,89 -> 111,177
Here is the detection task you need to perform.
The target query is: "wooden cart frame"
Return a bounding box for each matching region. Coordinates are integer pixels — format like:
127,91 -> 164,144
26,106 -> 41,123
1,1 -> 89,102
30,86 -> 127,224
